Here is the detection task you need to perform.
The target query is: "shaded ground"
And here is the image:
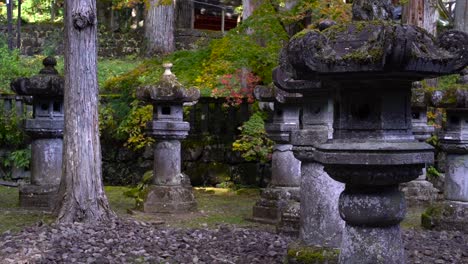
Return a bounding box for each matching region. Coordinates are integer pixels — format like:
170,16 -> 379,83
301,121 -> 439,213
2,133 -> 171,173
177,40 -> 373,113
0,186 -> 467,263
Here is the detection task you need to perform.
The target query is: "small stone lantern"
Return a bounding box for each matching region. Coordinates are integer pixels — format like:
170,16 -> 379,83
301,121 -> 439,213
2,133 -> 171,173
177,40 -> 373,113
274,68 -> 344,249
422,88 -> 468,232
251,85 -> 301,233
136,63 -> 200,213
277,0 -> 468,262
11,57 -> 64,209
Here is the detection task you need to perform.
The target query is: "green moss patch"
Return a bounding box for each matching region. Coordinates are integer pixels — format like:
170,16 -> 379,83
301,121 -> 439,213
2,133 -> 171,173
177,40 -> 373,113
286,243 -> 339,264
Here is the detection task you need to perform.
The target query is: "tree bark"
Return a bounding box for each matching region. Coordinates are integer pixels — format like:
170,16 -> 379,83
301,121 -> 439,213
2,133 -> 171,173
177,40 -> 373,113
402,0 -> 438,36
145,0 -> 175,56
242,0 -> 264,20
56,0 -> 115,224
7,0 -> 13,50
403,0 -> 439,87
455,0 -> 468,32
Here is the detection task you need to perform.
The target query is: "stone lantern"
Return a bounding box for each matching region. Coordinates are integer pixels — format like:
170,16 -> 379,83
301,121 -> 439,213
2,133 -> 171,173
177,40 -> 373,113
11,57 -> 64,209
276,0 -> 468,262
136,63 -> 200,213
421,88 -> 468,232
274,68 -> 344,250
251,85 -> 301,234
400,85 -> 439,206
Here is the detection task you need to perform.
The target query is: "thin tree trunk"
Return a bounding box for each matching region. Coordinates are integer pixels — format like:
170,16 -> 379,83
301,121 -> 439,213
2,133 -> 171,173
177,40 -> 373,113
145,0 -> 175,56
242,0 -> 263,20
56,0 -> 115,224
455,0 -> 468,84
403,0 -> 439,87
455,0 -> 468,32
16,0 -> 21,49
7,0 -> 13,50
402,0 -> 438,35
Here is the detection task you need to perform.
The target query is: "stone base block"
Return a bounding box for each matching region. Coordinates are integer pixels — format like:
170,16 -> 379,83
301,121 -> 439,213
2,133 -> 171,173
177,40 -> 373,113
251,187 -> 299,225
340,225 -> 404,264
400,180 -> 440,206
422,201 -> 468,232
143,185 -> 197,213
277,201 -> 300,237
286,242 -> 339,264
19,184 -> 58,210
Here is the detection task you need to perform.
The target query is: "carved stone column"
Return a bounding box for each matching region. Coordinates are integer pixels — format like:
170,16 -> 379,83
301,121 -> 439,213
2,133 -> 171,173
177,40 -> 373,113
11,57 -> 64,210
137,63 -> 200,213
251,85 -> 301,235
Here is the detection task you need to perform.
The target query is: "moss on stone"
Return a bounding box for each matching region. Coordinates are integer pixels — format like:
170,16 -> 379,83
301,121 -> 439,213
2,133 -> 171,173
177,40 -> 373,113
286,244 -> 339,264
341,47 -> 384,63
421,204 -> 451,230
292,28 -> 319,40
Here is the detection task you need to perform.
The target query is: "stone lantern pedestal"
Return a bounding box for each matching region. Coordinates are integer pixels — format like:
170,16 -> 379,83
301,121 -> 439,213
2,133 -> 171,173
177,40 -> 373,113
11,57 -> 64,210
251,85 -> 301,234
422,90 -> 468,232
137,64 -> 199,213
277,0 -> 468,261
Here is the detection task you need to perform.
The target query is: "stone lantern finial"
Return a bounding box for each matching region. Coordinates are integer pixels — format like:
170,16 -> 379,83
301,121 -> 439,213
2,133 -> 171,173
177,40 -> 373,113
39,56 -> 59,75
163,62 -> 173,76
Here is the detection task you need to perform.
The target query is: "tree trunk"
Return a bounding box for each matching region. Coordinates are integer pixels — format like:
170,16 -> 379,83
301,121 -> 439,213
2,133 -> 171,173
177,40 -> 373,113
145,0 -> 175,56
56,0 -> 115,224
403,0 -> 439,87
16,0 -> 21,49
175,0 -> 193,29
7,0 -> 13,50
242,0 -> 264,20
402,0 -> 438,36
455,0 -> 468,32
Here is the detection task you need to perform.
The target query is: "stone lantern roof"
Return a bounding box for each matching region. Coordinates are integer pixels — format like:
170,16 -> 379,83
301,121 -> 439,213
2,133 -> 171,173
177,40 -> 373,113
279,23 -> 468,82
10,57 -> 63,96
254,84 -> 302,104
136,63 -> 200,103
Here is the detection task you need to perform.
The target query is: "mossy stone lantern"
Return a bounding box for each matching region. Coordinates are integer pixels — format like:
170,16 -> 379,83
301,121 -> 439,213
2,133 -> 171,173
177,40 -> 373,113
136,63 -> 200,213
276,0 -> 468,262
421,88 -> 468,232
11,57 -> 64,209
252,85 -> 302,232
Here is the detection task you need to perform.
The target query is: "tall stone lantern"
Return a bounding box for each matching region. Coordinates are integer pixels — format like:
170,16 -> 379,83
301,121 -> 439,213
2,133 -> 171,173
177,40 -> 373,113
277,0 -> 468,262
136,63 -> 200,213
251,85 -> 302,233
421,88 -> 468,232
11,57 -> 64,209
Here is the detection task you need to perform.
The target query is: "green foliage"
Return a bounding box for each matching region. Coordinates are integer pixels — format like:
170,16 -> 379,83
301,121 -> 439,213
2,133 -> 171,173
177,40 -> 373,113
232,110 -> 273,163
98,0 -> 352,153
0,37 -> 42,93
123,170 -> 153,209
0,104 -> 27,148
427,166 -> 441,180
2,146 -> 31,170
